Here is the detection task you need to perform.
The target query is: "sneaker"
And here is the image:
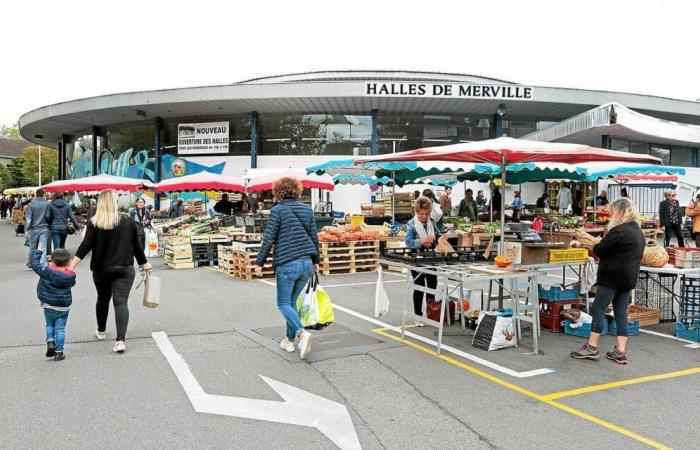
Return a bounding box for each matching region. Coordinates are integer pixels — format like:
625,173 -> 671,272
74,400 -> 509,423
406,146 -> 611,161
570,343 -> 600,360
279,337 -> 295,353
95,330 -> 107,340
298,332 -> 313,360
46,341 -> 56,358
54,351 -> 65,361
113,341 -> 126,353
606,346 -> 628,365
415,319 -> 426,327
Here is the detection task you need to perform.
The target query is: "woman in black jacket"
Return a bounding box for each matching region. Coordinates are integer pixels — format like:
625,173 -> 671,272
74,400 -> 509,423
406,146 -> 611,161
69,189 -> 152,354
570,198 -> 645,364
130,197 -> 151,250
46,190 -> 81,249
659,190 -> 684,247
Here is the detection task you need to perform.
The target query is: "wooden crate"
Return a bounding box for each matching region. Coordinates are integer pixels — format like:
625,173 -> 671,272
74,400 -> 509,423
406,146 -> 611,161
628,305 -> 661,327
190,235 -> 210,244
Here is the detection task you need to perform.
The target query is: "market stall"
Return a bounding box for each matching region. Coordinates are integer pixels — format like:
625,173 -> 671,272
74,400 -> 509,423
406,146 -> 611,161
42,174 -> 152,193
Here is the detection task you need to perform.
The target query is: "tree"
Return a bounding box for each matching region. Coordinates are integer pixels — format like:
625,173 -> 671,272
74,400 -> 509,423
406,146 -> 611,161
22,146 -> 58,186
6,157 -> 28,187
0,164 -> 9,191
1,123 -> 20,139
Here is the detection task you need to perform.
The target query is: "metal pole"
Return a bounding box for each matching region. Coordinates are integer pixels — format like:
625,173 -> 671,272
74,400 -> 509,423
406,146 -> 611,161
499,157 -> 507,256
391,170 -> 396,223
38,145 -> 42,187
489,173 -> 493,223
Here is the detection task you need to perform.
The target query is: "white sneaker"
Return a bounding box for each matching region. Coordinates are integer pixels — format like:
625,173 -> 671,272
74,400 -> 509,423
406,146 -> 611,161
113,341 -> 126,353
415,319 -> 426,327
95,330 -> 107,340
279,337 -> 295,353
298,332 -> 313,360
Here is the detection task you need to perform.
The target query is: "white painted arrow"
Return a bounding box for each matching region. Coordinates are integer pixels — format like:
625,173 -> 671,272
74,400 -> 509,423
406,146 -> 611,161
152,331 -> 361,450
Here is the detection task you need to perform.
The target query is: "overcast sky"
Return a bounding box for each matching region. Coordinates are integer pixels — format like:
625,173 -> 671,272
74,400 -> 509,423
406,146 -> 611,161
2,0 -> 698,129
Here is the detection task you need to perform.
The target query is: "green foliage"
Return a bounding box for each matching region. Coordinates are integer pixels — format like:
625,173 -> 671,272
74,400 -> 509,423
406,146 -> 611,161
22,146 -> 58,186
6,157 -> 28,187
1,123 -> 20,139
0,164 -> 9,191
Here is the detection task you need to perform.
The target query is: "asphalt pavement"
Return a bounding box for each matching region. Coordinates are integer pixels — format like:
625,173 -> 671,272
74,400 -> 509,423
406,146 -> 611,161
2,220 -> 699,450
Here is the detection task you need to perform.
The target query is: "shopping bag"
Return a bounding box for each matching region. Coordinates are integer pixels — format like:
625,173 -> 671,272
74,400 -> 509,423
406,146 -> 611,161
80,225 -> 86,239
374,267 -> 390,318
136,271 -> 161,309
145,227 -> 159,257
472,309 -> 516,351
297,273 -> 334,329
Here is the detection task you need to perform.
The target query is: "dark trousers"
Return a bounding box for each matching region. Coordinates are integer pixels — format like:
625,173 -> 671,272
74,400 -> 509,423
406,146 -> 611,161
93,266 -> 136,341
411,271 -> 438,316
591,285 -> 630,336
50,230 -> 68,249
664,224 -> 685,247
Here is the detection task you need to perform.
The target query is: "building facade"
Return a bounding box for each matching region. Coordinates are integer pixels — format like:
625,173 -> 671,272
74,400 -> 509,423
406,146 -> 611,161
18,71 -> 700,211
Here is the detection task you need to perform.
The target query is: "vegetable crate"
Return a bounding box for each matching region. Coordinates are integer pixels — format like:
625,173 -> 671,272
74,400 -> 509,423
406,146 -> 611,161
564,320 -> 607,338
666,246 -> 700,268
539,299 -> 580,316
549,248 -> 589,263
539,284 -> 581,301
320,240 -> 380,276
627,305 -> 661,327
675,320 -> 700,342
608,319 -> 640,336
164,236 -> 194,269
539,312 -> 565,333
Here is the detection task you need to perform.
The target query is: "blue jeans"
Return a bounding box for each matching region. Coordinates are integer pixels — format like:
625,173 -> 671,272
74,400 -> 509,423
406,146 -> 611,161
275,258 -> 314,340
44,309 -> 70,352
591,285 -> 630,336
50,229 -> 68,249
28,228 -> 49,266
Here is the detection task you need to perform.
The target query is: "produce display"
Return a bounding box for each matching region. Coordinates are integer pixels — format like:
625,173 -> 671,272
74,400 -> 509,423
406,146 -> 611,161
318,225 -> 382,242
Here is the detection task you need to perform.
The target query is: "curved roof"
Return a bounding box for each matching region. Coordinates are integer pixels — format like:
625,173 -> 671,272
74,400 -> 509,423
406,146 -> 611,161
19,70 -> 700,148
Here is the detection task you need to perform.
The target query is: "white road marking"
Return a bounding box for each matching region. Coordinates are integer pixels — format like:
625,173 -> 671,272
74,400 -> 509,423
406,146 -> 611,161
255,278 -> 554,377
152,331 -> 361,450
639,328 -> 700,348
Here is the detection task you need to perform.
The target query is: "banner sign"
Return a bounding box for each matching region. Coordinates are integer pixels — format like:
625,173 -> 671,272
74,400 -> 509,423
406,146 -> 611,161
178,121 -> 229,155
364,82 -> 533,100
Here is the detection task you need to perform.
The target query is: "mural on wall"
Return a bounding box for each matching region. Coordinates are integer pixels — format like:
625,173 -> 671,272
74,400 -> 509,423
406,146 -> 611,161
67,144 -> 93,178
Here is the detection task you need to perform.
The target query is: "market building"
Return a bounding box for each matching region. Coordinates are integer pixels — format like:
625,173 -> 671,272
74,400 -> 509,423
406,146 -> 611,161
18,71 -> 700,212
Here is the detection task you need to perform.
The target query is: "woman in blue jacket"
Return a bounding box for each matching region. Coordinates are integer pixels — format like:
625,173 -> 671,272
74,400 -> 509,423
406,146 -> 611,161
46,190 -> 81,250
405,196 -> 441,326
256,177 -> 320,360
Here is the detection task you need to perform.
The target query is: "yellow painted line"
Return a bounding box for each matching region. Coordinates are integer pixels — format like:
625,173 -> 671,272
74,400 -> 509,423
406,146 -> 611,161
543,366 -> 700,400
373,327 -> 672,450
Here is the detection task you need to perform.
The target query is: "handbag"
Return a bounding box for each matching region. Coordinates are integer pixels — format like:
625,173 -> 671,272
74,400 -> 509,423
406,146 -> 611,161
67,221 -> 75,235
135,271 -> 161,308
426,299 -> 456,325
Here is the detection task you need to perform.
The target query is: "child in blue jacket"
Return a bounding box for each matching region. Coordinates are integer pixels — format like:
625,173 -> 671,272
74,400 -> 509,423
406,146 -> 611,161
30,245 -> 76,361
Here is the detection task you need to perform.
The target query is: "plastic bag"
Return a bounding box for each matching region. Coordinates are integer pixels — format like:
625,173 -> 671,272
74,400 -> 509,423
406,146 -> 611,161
430,201 -> 443,222
71,192 -> 82,209
472,309 -> 516,351
145,227 -> 159,257
136,271 -> 160,309
374,267 -> 390,318
297,273 -> 334,329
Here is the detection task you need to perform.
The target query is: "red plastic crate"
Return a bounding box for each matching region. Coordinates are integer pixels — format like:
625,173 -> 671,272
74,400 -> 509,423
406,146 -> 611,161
539,299 -> 580,316
540,312 -> 564,333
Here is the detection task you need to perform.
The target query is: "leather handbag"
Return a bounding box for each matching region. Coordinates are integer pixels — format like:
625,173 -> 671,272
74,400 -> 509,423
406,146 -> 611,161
426,299 -> 455,325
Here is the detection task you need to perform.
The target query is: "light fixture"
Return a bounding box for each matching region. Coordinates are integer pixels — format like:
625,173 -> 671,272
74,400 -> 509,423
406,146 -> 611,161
496,104 -> 507,117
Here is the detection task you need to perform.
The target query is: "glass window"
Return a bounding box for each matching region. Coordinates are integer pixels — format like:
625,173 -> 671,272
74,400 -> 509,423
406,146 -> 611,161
670,146 -> 693,166
649,145 -> 671,164
629,141 -> 649,154
611,139 -> 629,152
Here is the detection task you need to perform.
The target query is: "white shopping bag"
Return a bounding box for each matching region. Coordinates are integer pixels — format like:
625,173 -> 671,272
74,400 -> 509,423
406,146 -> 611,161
374,267 -> 390,318
472,310 -> 516,351
145,227 -> 159,257
137,271 -> 161,309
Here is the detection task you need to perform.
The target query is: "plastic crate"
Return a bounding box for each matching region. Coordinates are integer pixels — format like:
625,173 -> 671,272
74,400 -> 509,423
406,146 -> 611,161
608,319 -> 640,336
539,284 -> 581,301
539,298 -> 580,316
564,320 -> 607,338
676,320 -> 700,342
549,248 -> 589,263
666,246 -> 700,268
539,312 -> 563,333
681,276 -> 700,325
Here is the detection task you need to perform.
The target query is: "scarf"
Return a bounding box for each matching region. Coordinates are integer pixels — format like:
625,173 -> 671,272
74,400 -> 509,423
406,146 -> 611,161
413,216 -> 435,242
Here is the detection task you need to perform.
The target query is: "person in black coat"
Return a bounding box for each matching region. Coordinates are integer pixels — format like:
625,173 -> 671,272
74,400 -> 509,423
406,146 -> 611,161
570,198 -> 646,365
659,190 -> 684,247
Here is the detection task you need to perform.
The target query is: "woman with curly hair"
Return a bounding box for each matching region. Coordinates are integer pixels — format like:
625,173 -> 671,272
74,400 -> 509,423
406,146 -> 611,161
256,177 -> 319,360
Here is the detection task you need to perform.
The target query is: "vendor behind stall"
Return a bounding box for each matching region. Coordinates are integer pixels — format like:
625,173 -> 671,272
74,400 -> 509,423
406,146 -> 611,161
536,193 -> 550,210
511,190 -> 523,221
570,198 -> 645,365
214,194 -> 237,215
405,196 -> 440,327
439,187 -> 453,217
458,188 -> 477,221
595,190 -> 609,207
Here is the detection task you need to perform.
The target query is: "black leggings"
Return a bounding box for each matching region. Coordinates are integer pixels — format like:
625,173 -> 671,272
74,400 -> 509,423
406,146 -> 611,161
665,224 -> 685,247
93,266 -> 136,341
411,271 -> 438,316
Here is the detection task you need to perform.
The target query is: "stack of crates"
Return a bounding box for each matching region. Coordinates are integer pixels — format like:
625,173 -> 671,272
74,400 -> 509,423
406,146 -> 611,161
538,284 -> 581,333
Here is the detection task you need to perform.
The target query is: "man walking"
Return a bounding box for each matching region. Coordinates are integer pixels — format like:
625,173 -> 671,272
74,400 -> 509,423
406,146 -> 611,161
660,190 -> 685,247
26,188 -> 51,268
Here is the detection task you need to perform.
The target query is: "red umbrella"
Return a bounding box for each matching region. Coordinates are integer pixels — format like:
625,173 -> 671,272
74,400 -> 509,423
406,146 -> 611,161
154,172 -> 245,193
246,169 -> 335,192
357,136 -> 662,255
43,174 -> 152,193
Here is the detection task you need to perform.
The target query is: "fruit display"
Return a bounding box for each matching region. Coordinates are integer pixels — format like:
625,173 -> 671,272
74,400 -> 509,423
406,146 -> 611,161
317,225 -> 382,242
